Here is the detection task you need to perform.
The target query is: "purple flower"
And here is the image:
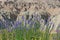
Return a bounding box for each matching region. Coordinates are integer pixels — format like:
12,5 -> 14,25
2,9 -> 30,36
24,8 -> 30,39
12,21 -> 22,28
22,16 -> 25,21
29,21 -> 35,28
0,20 -> 7,29
37,16 -> 41,21
4,23 -> 9,28
56,29 -> 60,33
27,19 -> 31,24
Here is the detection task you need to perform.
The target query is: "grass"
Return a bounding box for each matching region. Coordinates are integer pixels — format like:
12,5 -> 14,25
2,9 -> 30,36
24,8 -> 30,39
0,20 -> 60,40
0,28 -> 59,40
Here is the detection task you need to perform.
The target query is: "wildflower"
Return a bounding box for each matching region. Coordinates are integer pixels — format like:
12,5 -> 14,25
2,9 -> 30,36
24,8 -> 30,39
27,19 -> 31,24
12,21 -> 22,29
22,15 -> 25,21
29,21 -> 35,28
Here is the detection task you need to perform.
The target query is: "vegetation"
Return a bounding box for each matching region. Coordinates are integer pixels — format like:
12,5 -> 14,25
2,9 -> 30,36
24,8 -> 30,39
0,15 -> 60,40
